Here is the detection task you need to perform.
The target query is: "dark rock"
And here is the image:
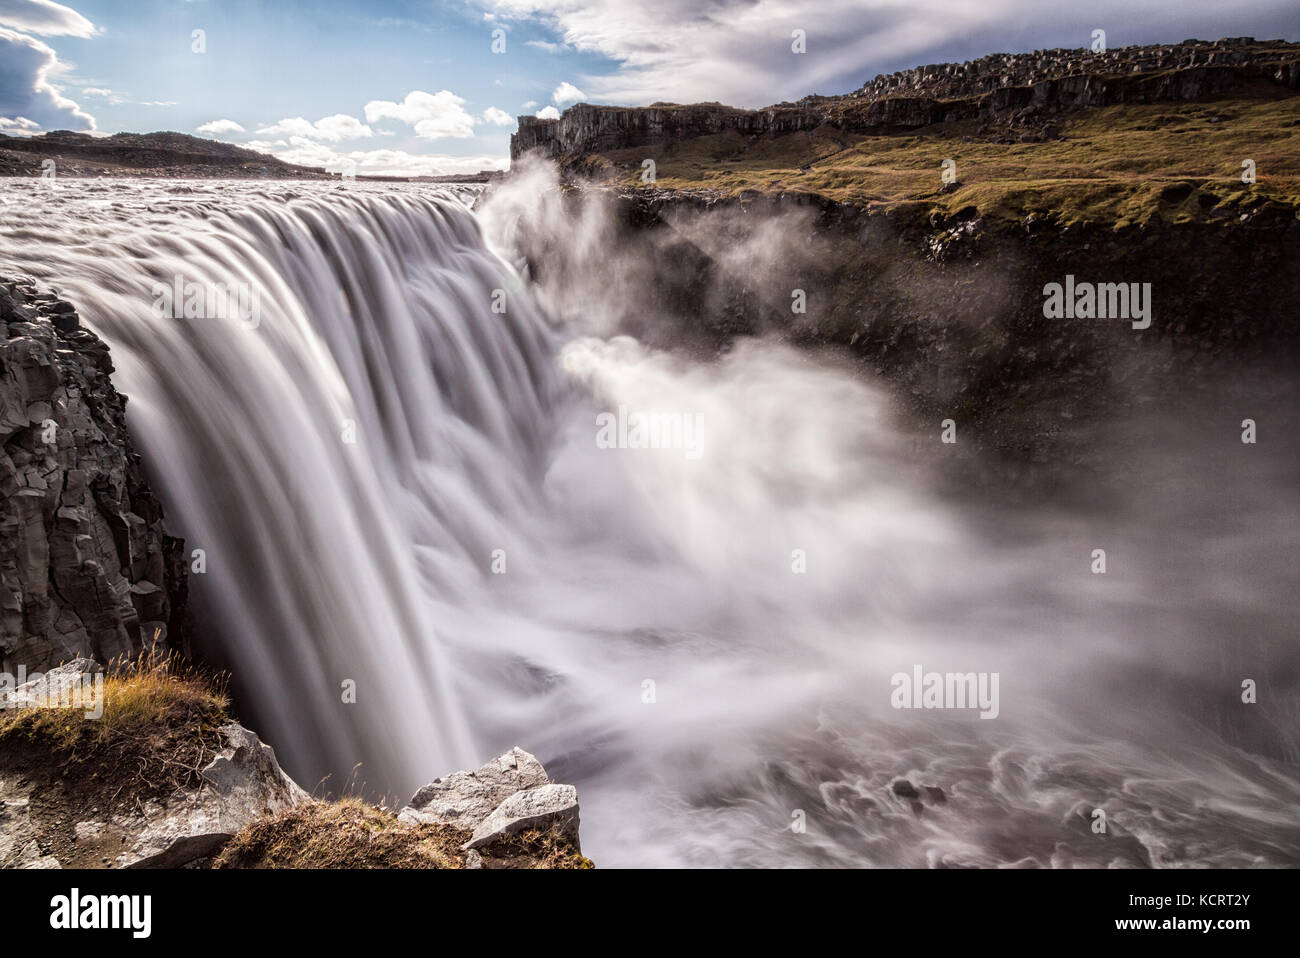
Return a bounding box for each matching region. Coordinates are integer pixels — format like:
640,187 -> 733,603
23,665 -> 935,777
891,778 -> 920,799
0,279 -> 188,670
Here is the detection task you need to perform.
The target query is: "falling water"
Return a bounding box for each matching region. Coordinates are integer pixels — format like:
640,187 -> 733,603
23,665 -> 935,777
1,176 -> 1296,867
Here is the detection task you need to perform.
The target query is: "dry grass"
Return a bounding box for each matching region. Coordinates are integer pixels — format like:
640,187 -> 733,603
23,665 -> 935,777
213,798 -> 594,869
594,90 -> 1300,226
0,652 -> 230,799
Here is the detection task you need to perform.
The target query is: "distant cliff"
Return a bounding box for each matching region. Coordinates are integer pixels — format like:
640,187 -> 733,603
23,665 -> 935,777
0,131 -> 328,179
511,38 -> 1300,160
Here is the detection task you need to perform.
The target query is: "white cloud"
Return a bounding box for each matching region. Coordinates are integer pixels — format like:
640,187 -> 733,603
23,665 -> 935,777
364,90 -> 477,140
81,86 -> 111,96
526,39 -> 565,53
535,105 -> 560,119
482,106 -> 514,126
312,114 -> 374,140
256,113 -> 373,142
0,27 -> 94,130
242,135 -> 508,178
521,100 -> 537,109
0,114 -> 39,133
0,0 -> 95,38
475,0 -> 1300,107
196,118 -> 245,135
552,81 -> 585,105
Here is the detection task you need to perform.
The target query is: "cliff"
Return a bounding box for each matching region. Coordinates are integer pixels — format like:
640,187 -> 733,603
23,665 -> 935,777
511,38 -> 1300,161
1,278 -> 188,671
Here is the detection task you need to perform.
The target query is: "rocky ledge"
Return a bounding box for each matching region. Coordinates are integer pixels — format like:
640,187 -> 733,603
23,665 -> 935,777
1,279 -> 188,671
1,661 -> 587,869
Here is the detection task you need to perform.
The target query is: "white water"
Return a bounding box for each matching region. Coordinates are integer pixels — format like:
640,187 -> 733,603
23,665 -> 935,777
1,176 -> 1297,867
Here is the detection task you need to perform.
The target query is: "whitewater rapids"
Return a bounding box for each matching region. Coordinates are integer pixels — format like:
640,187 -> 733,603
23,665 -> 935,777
1,177 -> 1296,867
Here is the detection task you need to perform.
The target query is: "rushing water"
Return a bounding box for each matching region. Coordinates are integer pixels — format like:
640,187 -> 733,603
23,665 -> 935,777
1,176 -> 1296,867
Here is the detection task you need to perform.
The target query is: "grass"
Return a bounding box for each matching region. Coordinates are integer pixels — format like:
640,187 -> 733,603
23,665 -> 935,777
0,651 -> 230,799
213,798 -> 594,869
592,88 -> 1300,227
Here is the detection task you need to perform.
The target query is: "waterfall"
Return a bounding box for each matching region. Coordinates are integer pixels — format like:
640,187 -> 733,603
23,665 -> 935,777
2,182 -> 562,792
2,177 -> 1296,867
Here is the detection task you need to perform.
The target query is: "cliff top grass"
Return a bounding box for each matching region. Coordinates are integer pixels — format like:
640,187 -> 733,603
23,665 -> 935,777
0,653 -> 230,798
213,798 -> 594,869
591,88 -> 1300,228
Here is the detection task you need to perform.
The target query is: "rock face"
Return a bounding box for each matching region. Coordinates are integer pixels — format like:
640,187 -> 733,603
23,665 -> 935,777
0,660 -> 307,868
511,38 -> 1299,160
399,747 -> 581,853
0,277 -> 188,671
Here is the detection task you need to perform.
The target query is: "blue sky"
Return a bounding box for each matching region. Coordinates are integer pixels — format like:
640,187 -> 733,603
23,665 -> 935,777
1,0 -> 1297,175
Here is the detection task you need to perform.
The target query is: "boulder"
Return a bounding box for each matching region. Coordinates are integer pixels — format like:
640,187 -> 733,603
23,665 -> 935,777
462,783 -> 581,852
122,724 -> 309,867
397,746 -> 549,829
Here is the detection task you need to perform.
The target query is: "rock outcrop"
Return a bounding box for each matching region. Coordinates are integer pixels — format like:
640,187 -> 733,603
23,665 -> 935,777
0,660 -> 306,869
0,278 -> 188,671
511,38 -> 1299,160
121,723 -> 309,868
463,783 -> 581,852
399,747 -> 582,858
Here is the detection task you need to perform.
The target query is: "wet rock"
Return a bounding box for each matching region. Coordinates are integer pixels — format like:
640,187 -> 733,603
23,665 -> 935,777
891,779 -> 921,800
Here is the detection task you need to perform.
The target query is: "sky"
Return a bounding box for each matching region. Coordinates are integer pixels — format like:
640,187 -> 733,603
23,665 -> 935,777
0,0 -> 1297,176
